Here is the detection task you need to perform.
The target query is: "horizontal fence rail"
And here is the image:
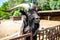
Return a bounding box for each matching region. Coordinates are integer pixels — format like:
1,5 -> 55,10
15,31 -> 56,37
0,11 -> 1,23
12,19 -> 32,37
10,32 -> 32,40
0,32 -> 32,40
37,25 -> 60,40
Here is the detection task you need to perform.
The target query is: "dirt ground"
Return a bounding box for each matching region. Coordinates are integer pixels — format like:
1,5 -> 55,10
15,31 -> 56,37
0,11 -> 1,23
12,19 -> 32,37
40,20 -> 60,29
0,20 -> 60,39
0,20 -> 23,39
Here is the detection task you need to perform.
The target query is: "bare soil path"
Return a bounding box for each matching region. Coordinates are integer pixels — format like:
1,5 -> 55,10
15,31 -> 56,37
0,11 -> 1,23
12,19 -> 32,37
0,20 -> 60,39
0,20 -> 23,39
40,20 -> 60,29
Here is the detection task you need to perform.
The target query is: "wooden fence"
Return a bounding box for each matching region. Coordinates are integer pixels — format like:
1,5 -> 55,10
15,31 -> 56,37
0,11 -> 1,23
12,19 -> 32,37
0,32 -> 32,40
37,10 -> 60,20
1,25 -> 60,40
37,25 -> 60,40
10,25 -> 60,40
10,32 -> 32,40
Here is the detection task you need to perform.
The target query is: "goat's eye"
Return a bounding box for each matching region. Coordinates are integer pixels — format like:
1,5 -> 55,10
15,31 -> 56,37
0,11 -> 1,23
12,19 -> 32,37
35,18 -> 40,19
36,18 -> 39,19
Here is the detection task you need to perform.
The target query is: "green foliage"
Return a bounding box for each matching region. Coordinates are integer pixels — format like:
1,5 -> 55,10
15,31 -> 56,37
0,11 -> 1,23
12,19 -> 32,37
42,1 -> 51,10
0,2 -> 9,10
0,1 -> 10,19
57,0 -> 60,8
12,7 -> 25,17
0,11 -> 9,19
13,9 -> 21,17
49,0 -> 59,10
0,0 -> 24,19
38,0 -> 60,10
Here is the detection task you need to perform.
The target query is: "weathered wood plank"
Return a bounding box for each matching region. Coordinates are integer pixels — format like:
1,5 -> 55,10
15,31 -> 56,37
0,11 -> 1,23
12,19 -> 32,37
38,10 -> 60,13
0,32 -> 32,40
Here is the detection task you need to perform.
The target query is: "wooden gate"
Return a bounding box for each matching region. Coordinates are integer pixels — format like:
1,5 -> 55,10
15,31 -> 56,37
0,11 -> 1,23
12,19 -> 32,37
37,25 -> 60,40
